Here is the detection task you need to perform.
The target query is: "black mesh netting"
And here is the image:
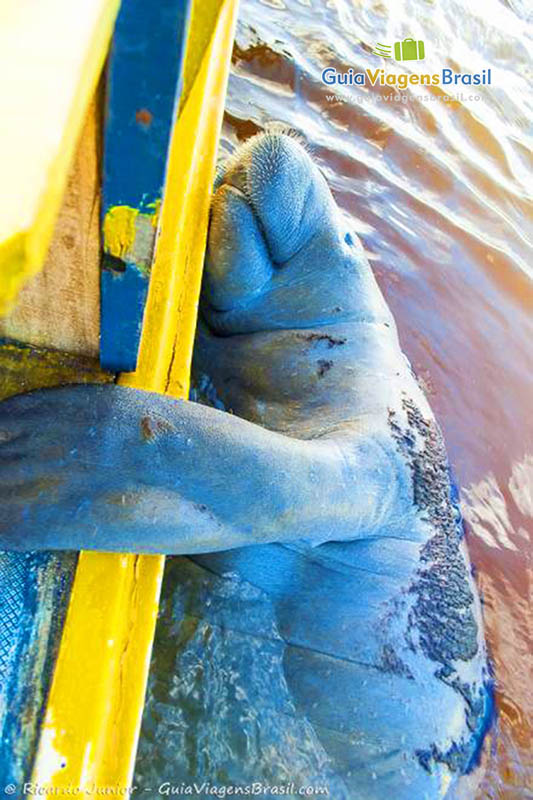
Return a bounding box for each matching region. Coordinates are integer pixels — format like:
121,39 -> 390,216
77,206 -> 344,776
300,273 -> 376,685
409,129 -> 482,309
0,552 -> 30,679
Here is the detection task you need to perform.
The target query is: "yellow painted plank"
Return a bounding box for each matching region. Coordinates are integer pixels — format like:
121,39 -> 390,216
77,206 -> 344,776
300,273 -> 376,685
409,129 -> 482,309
0,0 -> 120,316
120,0 -> 240,397
31,0 -> 240,791
178,0 -> 226,114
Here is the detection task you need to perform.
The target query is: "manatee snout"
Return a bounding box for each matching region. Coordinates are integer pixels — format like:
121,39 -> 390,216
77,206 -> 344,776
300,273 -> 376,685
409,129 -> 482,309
201,131 -> 394,338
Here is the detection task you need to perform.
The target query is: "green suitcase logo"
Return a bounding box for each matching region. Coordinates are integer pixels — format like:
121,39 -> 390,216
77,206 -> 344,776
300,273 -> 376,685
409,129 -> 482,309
394,38 -> 425,61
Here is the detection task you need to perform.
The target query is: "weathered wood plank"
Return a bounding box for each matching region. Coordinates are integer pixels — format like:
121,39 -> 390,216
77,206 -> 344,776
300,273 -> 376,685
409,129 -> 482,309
0,340 -> 112,401
0,0 -> 121,315
0,91 -> 103,357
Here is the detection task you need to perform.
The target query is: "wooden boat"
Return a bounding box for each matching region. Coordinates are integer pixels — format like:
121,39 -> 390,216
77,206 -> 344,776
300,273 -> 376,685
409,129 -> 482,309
0,0 -> 239,789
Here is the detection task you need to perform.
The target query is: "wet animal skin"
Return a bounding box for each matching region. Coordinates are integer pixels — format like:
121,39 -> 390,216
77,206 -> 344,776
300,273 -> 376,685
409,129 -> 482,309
0,133 -> 492,798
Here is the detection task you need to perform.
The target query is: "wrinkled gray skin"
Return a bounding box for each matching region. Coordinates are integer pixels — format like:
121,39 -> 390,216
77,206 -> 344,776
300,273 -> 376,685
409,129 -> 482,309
0,134 -> 491,798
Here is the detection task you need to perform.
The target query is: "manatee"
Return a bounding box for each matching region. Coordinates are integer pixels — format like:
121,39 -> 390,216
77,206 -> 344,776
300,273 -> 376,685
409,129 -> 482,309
0,133 -> 492,798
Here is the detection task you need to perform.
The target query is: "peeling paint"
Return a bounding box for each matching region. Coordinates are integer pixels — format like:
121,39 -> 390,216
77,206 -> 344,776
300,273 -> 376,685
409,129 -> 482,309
102,205 -> 139,259
102,204 -> 161,272
32,719 -> 67,785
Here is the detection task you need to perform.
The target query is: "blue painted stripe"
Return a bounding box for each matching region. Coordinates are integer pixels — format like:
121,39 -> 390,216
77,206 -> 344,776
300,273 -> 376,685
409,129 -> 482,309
100,0 -> 192,373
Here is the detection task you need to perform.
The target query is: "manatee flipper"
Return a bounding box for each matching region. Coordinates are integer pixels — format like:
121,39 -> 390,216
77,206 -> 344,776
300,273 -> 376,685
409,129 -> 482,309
0,383 -> 404,553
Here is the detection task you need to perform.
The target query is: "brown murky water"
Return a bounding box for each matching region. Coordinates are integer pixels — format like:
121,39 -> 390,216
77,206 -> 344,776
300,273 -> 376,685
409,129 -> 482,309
219,0 -> 532,796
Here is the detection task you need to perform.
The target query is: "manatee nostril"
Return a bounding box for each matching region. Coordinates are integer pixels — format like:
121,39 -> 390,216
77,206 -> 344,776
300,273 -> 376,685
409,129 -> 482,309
344,232 -> 354,246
